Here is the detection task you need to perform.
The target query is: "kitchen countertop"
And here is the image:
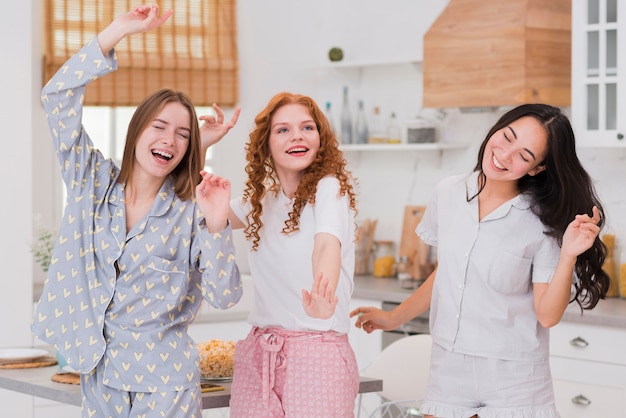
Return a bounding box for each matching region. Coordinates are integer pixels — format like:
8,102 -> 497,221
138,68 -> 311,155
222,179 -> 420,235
353,275 -> 626,329
0,363 -> 382,409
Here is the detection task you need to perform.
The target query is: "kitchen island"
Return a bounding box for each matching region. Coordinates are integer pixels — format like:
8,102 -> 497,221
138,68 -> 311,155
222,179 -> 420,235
0,363 -> 382,410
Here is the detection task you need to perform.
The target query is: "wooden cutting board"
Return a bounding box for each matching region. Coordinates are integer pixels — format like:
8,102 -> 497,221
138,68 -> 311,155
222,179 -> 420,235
398,205 -> 428,279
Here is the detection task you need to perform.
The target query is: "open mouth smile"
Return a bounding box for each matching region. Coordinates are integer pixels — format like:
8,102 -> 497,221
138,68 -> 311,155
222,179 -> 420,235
492,154 -> 506,170
152,149 -> 173,161
286,146 -> 309,155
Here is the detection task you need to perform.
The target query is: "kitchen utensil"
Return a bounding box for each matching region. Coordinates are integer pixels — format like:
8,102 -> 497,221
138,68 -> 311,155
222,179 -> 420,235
398,206 -> 427,279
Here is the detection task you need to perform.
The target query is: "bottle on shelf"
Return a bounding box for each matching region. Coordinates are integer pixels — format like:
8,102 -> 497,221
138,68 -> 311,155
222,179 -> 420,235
368,106 -> 386,143
602,234 -> 618,297
324,101 -> 337,136
340,86 -> 353,144
354,100 -> 369,144
386,112 -> 401,144
618,248 -> 626,299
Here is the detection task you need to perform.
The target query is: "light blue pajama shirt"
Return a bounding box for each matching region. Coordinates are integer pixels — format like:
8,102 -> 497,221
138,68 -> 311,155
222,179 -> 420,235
31,36 -> 243,393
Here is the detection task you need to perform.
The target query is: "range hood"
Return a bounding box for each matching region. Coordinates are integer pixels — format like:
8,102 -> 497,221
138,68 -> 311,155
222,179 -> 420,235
422,0 -> 571,109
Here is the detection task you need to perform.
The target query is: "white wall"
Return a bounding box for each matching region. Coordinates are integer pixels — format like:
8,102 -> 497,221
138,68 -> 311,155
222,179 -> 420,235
215,0 -> 626,270
0,0 -> 45,415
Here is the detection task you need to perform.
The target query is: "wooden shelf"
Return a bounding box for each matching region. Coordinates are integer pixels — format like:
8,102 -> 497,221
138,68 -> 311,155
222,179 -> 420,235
323,59 -> 421,69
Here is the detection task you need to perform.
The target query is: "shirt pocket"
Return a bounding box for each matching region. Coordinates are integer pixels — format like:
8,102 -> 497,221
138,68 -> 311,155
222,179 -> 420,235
144,256 -> 189,302
486,251 -> 532,295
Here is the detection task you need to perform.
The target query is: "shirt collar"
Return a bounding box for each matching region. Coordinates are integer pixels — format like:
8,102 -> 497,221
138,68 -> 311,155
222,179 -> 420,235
464,171 -> 532,221
113,176 -> 177,217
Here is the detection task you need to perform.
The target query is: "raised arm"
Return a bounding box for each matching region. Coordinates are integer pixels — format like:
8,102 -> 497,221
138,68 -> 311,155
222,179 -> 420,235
97,4 -> 172,54
533,206 -> 602,328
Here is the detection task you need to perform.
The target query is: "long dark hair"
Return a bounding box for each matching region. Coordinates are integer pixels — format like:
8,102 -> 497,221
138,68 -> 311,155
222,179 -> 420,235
472,104 -> 609,310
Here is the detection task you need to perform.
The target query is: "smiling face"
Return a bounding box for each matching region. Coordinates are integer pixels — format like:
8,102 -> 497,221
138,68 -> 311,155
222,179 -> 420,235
268,103 -> 321,184
134,101 -> 191,181
482,115 -> 548,183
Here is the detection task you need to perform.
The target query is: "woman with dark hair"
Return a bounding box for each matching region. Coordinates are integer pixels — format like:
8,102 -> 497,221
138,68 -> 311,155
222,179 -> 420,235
352,103 -> 608,418
225,92 -> 360,417
31,5 -> 242,417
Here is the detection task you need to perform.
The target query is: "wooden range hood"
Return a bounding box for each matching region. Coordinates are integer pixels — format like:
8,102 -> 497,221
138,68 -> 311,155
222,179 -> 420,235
423,0 -> 571,109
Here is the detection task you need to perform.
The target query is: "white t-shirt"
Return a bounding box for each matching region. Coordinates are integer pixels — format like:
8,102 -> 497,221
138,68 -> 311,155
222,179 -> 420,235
417,172 -> 561,362
231,176 -> 355,334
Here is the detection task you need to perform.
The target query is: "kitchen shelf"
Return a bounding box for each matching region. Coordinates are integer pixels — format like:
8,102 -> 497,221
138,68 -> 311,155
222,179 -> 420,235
340,142 -> 467,152
323,59 -> 421,69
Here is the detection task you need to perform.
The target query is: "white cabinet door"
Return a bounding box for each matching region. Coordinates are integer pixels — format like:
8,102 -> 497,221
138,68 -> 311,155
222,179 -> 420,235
34,399 -> 80,418
553,379 -> 625,418
349,298 -> 382,373
572,0 -> 626,147
550,322 -> 626,367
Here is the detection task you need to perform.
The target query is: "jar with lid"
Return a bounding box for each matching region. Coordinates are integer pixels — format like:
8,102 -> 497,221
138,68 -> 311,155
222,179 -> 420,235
372,240 -> 396,278
395,255 -> 414,289
407,115 -> 436,143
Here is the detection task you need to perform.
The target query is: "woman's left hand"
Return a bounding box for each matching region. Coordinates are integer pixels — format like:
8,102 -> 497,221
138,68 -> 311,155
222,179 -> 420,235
302,272 -> 338,319
196,171 -> 231,233
561,206 -> 601,258
199,104 -> 241,151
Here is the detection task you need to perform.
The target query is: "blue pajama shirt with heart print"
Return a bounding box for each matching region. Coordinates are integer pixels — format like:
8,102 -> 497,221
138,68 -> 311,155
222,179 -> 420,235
31,36 -> 243,410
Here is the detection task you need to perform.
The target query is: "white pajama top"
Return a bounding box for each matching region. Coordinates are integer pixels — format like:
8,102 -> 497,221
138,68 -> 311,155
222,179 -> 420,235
417,172 -> 561,362
231,176 -> 355,334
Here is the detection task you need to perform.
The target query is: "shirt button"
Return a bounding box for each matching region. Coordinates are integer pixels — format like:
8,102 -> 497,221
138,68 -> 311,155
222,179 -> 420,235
458,283 -> 463,289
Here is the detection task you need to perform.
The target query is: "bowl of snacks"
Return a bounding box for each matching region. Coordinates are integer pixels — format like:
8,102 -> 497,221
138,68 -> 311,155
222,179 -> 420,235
197,339 -> 236,382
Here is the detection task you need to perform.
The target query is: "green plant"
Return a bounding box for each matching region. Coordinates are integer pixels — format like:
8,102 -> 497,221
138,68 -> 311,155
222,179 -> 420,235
31,219 -> 55,273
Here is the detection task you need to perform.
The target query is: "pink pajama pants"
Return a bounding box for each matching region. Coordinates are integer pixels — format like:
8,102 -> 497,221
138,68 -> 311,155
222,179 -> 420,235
229,326 -> 360,418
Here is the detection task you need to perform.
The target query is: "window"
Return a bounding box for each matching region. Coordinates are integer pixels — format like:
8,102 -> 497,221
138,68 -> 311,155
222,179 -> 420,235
82,106 -> 217,169
43,0 -> 238,106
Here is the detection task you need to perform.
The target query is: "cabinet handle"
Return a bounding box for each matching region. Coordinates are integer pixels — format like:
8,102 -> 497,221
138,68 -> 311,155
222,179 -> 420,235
571,394 -> 591,406
617,133 -> 624,140
569,336 -> 589,348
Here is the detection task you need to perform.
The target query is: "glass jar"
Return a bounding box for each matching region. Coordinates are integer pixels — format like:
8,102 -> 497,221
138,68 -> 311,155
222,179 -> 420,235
372,240 -> 396,278
395,255 -> 414,289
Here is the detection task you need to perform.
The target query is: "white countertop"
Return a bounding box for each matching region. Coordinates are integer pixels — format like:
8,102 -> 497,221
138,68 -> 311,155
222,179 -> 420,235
0,363 -> 382,409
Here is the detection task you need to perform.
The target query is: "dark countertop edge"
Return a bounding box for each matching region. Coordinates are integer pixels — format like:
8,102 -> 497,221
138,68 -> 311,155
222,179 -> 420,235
353,275 -> 626,329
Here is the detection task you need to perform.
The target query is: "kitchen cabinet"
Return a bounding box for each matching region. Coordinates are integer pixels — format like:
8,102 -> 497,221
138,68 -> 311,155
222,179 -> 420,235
550,321 -> 626,417
423,0 -> 571,109
349,297 -> 384,417
35,399 -> 80,418
572,0 -> 626,147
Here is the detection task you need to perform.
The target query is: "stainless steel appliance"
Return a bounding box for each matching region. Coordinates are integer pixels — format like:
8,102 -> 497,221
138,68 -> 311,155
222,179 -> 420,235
381,301 -> 430,349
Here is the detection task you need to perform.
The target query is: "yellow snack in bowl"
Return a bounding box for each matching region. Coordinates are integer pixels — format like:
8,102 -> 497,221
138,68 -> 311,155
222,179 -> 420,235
197,339 -> 236,378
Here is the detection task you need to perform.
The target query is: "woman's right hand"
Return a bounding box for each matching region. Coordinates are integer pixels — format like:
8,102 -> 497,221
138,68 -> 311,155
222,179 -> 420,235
349,306 -> 395,334
98,4 -> 173,54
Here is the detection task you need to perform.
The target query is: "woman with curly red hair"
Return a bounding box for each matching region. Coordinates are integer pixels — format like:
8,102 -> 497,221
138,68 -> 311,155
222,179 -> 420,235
227,92 -> 360,417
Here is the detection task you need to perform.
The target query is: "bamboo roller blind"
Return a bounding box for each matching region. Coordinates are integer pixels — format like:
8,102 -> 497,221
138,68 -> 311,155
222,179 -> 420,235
43,0 -> 238,106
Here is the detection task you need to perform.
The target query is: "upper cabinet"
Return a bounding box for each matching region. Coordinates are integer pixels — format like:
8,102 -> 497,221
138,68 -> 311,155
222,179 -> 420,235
422,0 -> 571,109
571,0 -> 626,147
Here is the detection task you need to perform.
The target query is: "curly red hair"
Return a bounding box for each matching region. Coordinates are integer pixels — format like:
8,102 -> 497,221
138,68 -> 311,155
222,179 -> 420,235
242,92 -> 358,250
